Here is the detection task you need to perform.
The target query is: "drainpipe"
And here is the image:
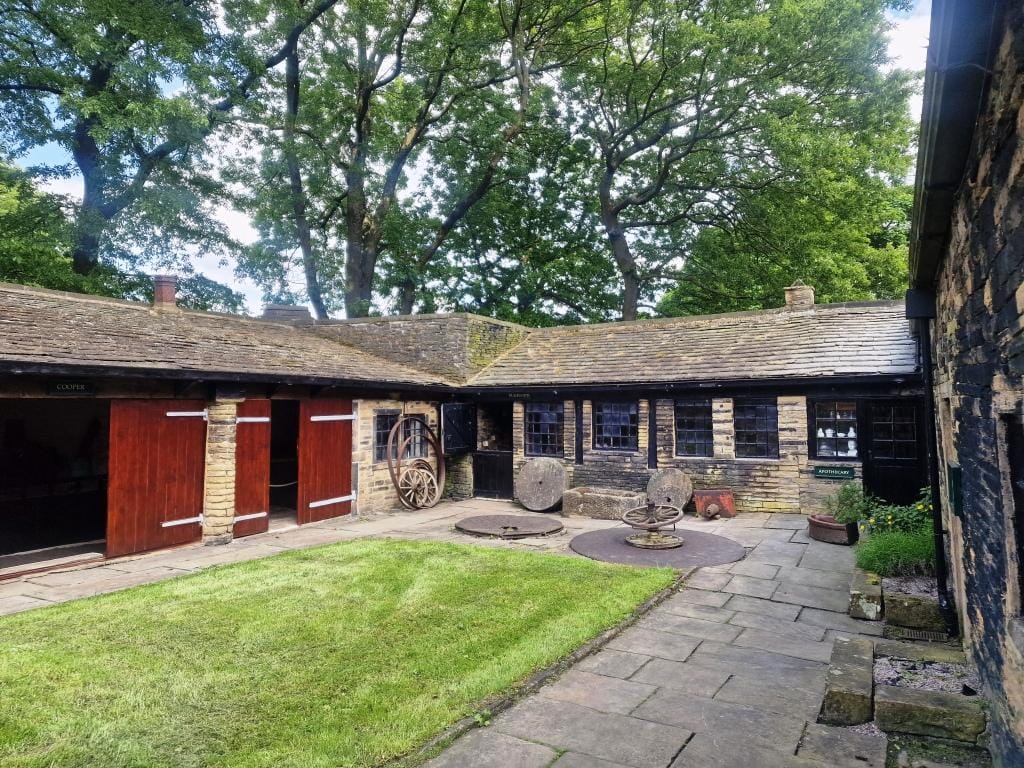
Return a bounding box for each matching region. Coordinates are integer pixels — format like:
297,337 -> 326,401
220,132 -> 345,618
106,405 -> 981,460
905,288 -> 959,637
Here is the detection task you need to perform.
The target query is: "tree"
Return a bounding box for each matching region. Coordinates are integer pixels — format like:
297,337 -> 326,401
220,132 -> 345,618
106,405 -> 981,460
234,0 -> 601,318
555,0 -> 915,319
0,163 -> 244,310
0,0 -> 339,276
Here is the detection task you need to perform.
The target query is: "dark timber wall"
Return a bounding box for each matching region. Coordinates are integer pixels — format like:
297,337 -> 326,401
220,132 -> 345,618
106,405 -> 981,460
932,5 -> 1024,762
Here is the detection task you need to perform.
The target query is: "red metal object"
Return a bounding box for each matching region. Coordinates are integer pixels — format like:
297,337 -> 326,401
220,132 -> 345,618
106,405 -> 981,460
106,400 -> 205,557
297,399 -> 353,524
234,399 -> 271,538
693,489 -> 736,519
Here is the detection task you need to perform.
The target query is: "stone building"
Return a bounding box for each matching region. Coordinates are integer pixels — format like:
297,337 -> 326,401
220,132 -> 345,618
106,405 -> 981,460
909,0 -> 1024,761
0,276 -> 924,576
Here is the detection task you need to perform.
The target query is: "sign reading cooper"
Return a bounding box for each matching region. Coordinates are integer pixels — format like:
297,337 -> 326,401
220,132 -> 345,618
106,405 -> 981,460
47,381 -> 96,396
813,465 -> 856,480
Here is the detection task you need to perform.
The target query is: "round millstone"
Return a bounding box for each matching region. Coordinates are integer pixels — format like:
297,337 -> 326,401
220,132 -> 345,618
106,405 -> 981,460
455,514 -> 564,539
514,458 -> 567,511
647,468 -> 694,509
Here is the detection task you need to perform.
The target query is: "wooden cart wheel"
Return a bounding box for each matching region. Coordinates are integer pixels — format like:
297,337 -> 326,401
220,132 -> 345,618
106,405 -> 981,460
621,502 -> 684,531
386,416 -> 445,509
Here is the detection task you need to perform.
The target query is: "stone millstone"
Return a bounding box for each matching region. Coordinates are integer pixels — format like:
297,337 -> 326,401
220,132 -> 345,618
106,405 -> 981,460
646,468 -> 694,509
514,458 -> 566,511
455,514 -> 563,539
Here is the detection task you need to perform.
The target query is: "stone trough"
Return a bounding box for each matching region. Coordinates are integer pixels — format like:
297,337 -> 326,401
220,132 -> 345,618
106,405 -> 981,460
562,487 -> 645,520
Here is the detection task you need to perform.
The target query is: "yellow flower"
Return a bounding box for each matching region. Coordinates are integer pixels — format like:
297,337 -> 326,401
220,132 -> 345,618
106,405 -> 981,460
869,517 -> 876,524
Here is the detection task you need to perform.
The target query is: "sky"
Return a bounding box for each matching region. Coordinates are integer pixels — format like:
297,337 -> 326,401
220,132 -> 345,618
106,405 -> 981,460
16,0 -> 933,314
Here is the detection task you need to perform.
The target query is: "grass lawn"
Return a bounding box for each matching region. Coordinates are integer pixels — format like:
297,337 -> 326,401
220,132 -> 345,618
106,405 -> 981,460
0,539 -> 673,768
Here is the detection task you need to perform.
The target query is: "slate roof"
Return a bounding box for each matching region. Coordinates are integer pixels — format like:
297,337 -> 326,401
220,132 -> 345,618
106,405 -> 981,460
468,301 -> 918,387
0,283 -> 454,388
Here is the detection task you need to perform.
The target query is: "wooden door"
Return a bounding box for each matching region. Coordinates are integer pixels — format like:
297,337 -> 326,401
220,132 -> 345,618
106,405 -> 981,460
107,400 -> 206,557
863,400 -> 928,505
234,399 -> 271,538
473,451 -> 514,498
297,399 -> 354,524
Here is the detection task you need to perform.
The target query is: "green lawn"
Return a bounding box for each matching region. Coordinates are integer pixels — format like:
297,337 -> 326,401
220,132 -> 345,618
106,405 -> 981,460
0,539 -> 672,768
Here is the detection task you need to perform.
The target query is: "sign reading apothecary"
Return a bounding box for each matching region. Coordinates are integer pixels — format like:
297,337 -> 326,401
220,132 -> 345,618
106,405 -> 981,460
813,465 -> 856,480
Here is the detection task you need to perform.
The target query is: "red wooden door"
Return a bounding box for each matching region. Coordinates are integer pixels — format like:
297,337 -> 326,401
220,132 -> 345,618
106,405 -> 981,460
234,399 -> 271,538
297,399 -> 354,524
107,400 -> 206,557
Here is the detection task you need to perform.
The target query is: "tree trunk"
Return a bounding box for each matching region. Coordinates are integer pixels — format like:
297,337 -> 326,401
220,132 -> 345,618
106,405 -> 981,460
344,159 -> 375,317
397,280 -> 416,315
599,170 -> 640,321
283,47 -> 329,320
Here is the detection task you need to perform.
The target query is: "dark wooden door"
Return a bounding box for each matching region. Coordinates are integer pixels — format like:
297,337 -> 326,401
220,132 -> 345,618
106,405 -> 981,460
107,400 -> 206,557
473,451 -> 514,499
234,399 -> 271,538
297,399 -> 353,524
862,400 -> 927,505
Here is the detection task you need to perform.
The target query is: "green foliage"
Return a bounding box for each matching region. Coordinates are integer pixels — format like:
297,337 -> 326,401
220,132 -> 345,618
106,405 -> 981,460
0,539 -> 672,766
855,528 -> 936,577
859,487 -> 933,536
824,483 -> 876,525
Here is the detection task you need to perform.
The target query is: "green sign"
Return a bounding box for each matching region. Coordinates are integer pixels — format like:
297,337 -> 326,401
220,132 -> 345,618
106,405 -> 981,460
813,465 -> 856,480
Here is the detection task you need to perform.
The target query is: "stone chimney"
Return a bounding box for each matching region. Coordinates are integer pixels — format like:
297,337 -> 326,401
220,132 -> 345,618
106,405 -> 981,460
784,281 -> 815,309
262,304 -> 313,325
153,274 -> 178,310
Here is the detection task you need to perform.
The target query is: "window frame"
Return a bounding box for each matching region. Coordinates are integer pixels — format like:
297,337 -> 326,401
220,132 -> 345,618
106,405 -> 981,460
674,398 -> 714,458
592,401 -> 639,452
524,402 -> 565,457
374,410 -> 428,463
733,397 -> 780,459
808,399 -> 861,461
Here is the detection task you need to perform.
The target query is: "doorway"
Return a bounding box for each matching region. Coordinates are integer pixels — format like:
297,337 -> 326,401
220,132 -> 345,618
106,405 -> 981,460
473,402 -> 514,499
269,400 -> 300,530
862,399 -> 928,505
0,399 -> 109,573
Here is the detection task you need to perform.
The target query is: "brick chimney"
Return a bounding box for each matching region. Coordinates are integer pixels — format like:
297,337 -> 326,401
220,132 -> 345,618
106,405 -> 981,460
784,281 -> 815,309
153,274 -> 178,310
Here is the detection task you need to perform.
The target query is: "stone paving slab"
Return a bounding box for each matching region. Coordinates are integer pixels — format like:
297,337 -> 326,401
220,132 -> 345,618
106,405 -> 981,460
576,649 -> 651,679
606,627 -> 700,662
494,697 -> 692,768
731,627 -> 835,663
424,729 -> 556,768
552,752 -> 632,768
773,582 -> 850,612
722,574 -> 780,599
721,593 -> 802,620
540,670 -> 657,715
660,599 -> 737,623
638,612 -> 743,643
727,560 -> 780,579
630,656 -> 732,697
728,610 -> 828,641
797,606 -> 885,637
798,723 -> 888,768
668,588 -> 731,608
669,733 -> 826,768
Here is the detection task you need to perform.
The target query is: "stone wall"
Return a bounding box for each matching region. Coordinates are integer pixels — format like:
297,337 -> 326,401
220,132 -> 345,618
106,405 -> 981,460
201,398 -> 238,544
352,399 -> 441,513
509,396 -> 857,513
317,314 -> 528,382
931,6 -> 1024,762
511,400 -> 578,494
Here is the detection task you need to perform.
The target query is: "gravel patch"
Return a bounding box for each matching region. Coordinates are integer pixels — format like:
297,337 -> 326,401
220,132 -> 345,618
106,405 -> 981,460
883,576 -> 938,598
848,721 -> 886,738
874,655 -> 980,695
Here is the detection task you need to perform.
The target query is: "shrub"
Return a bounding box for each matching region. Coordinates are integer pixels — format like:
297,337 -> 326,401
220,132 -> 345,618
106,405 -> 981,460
823,483 -> 875,524
859,487 -> 932,536
855,528 -> 936,577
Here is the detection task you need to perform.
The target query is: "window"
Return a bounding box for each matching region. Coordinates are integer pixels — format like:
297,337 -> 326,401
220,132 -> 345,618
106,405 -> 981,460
374,411 -> 428,462
734,398 -> 779,458
813,401 -> 859,459
869,403 -> 918,459
525,403 -> 564,456
675,399 -> 713,457
593,401 -> 638,451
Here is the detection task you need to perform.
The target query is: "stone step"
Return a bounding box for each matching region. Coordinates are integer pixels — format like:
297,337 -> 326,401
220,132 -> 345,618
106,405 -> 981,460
875,684 -> 987,743
819,636 -> 874,725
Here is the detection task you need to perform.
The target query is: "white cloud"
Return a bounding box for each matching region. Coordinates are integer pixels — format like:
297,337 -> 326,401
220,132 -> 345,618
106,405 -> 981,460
887,0 -> 932,122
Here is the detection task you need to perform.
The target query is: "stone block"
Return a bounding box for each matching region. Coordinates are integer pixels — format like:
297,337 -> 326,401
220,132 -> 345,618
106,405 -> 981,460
875,685 -> 987,743
798,723 -> 887,768
818,636 -> 874,725
561,486 -> 645,520
873,639 -> 967,665
884,592 -> 946,633
849,568 -> 883,621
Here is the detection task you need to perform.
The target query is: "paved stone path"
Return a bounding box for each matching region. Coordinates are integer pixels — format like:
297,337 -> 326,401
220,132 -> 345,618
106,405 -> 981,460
0,500 -> 889,768
425,511 -> 890,768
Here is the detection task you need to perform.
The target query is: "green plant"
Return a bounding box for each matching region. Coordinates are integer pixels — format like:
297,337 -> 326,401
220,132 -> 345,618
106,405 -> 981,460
473,709 -> 493,727
823,483 -> 875,525
859,487 -> 932,536
855,528 -> 936,576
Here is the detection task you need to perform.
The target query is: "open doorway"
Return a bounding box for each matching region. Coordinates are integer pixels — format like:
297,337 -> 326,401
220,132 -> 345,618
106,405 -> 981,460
0,399 -> 109,574
269,400 -> 299,530
474,402 -> 514,498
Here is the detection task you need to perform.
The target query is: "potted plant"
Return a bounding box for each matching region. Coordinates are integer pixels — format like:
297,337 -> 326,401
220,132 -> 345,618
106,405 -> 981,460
809,483 -> 869,545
